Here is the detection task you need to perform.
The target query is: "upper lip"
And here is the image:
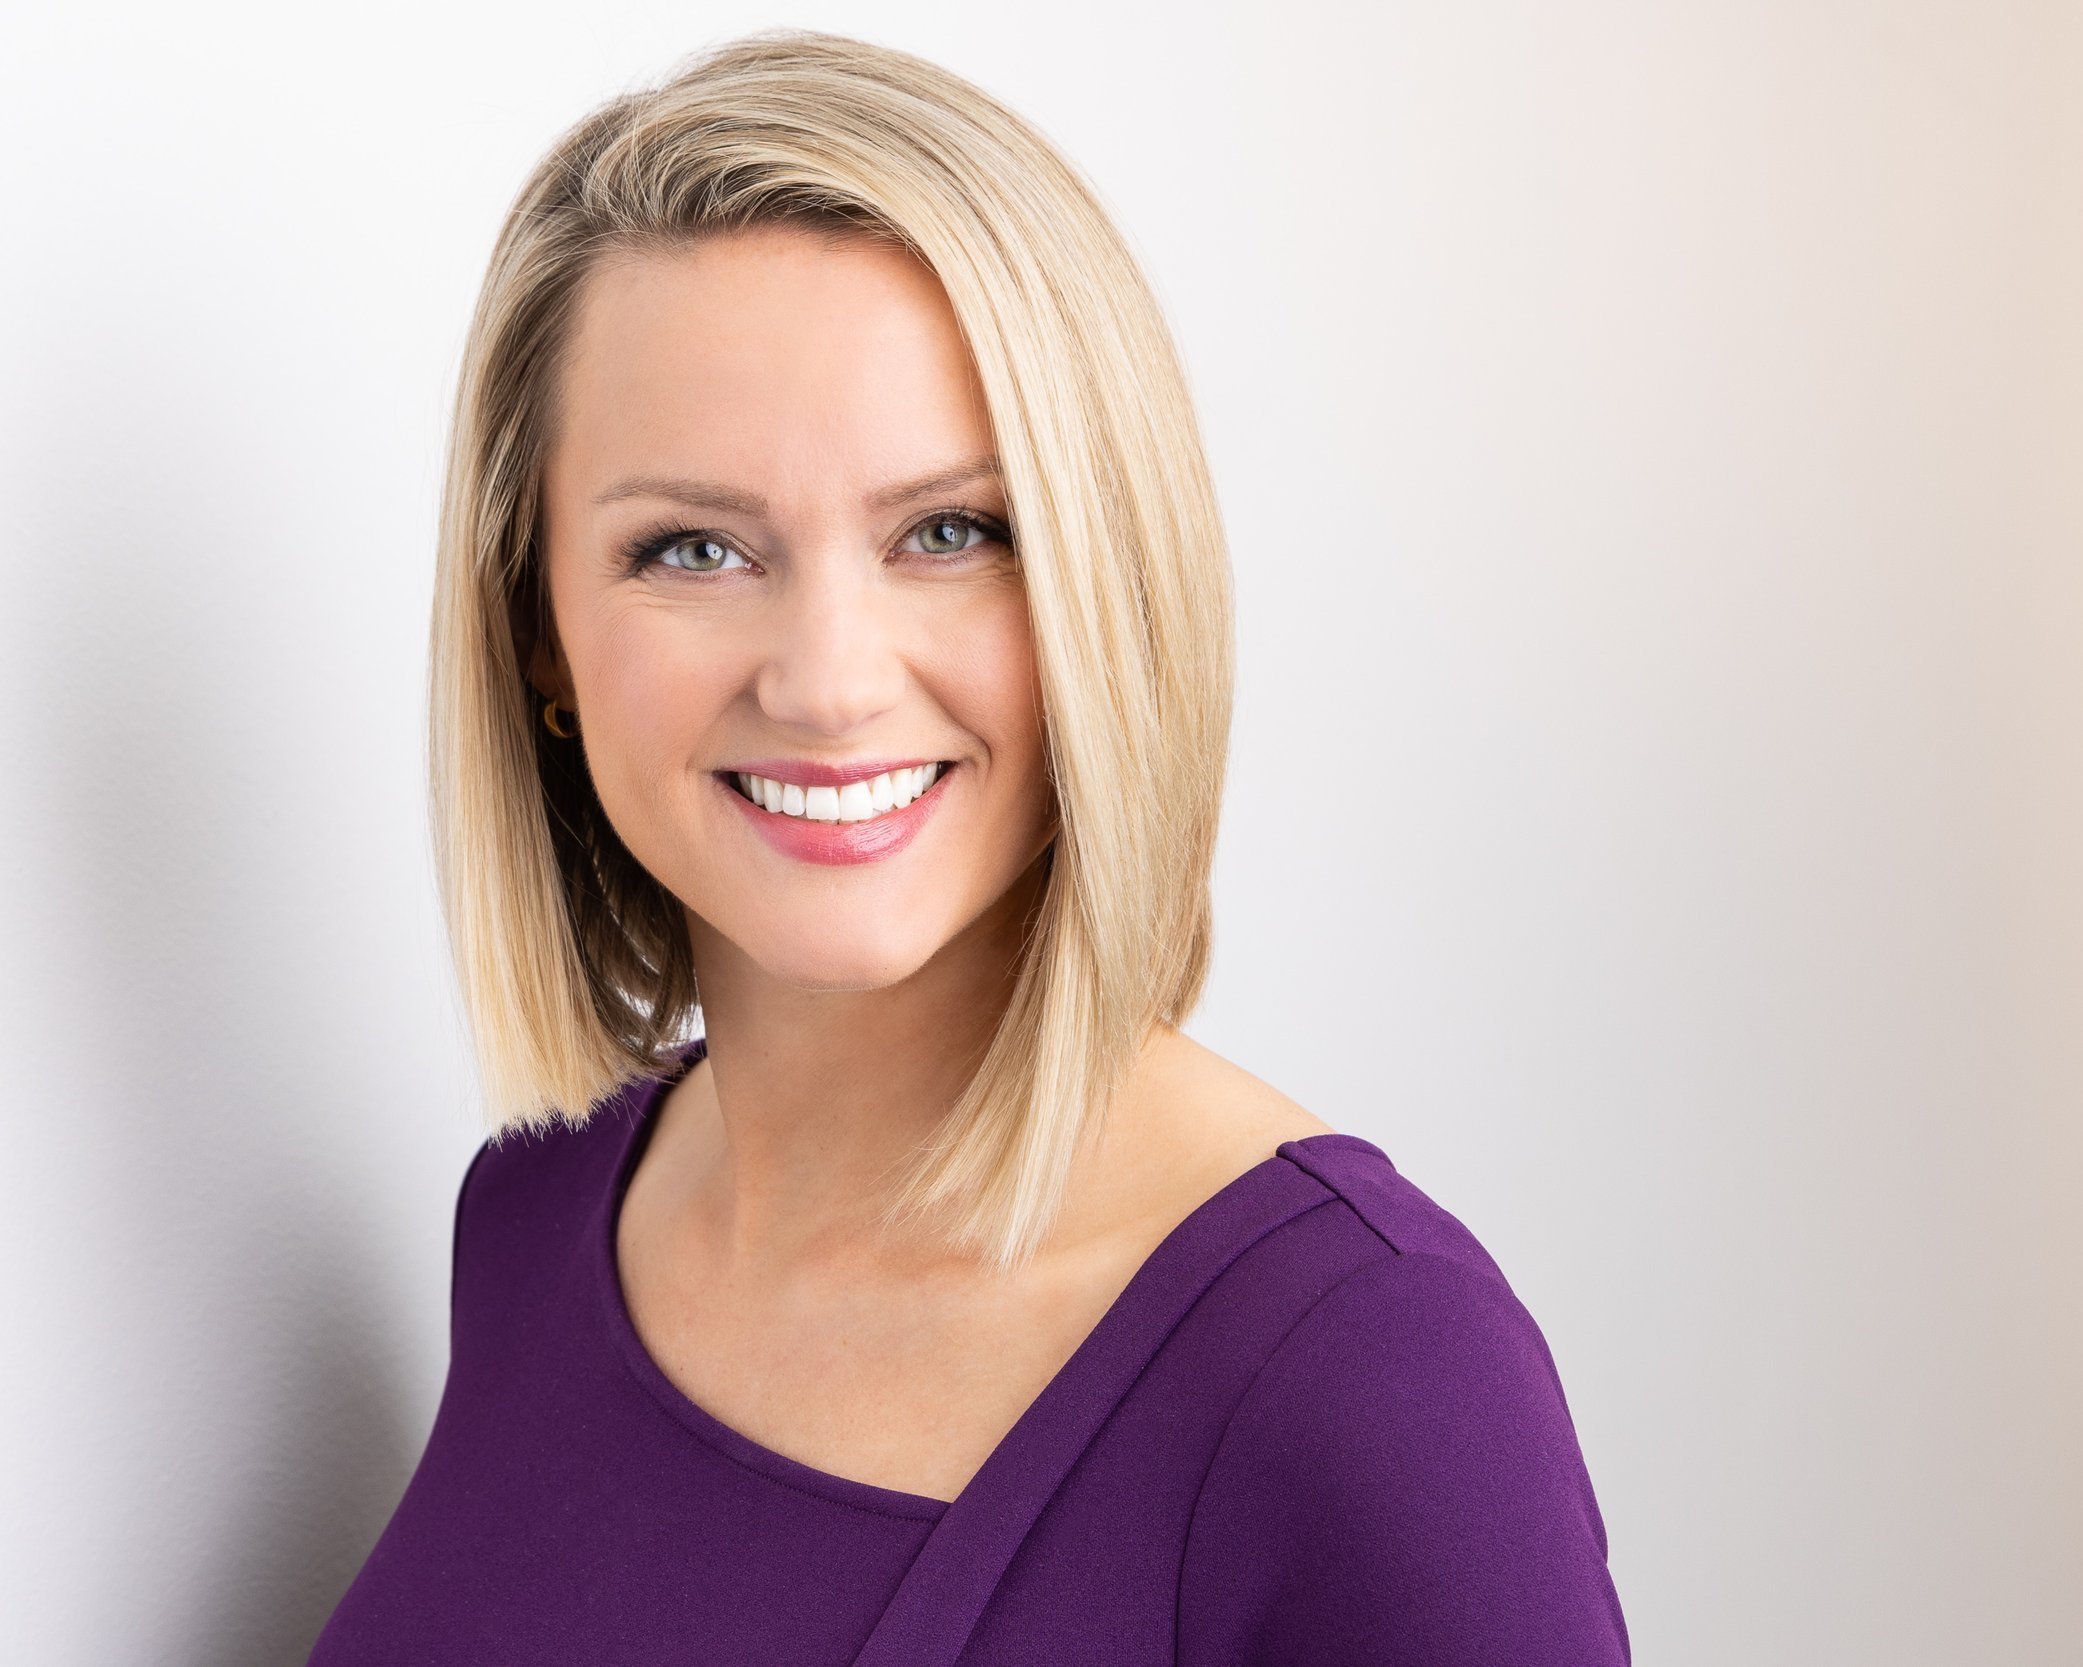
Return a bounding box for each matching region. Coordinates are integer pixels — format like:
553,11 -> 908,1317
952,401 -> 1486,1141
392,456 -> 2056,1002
718,757 -> 950,788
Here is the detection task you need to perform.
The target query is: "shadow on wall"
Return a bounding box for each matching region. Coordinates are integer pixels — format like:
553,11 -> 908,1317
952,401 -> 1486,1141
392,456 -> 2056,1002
193,1223 -> 429,1667
23,366 -> 447,1663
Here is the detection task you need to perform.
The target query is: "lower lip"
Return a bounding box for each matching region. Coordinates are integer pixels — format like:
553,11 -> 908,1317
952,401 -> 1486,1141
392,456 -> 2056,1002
716,765 -> 957,866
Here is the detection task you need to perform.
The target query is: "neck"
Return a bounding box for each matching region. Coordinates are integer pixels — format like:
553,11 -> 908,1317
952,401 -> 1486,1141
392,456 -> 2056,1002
671,859 -> 1048,1277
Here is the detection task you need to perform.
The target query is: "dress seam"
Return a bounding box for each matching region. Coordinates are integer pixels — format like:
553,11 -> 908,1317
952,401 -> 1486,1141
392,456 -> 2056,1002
1170,1237 -> 1402,1666
609,1333 -> 952,1522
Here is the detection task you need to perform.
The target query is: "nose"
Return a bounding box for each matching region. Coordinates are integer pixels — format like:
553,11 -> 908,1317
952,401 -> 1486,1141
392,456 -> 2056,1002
752,550 -> 907,738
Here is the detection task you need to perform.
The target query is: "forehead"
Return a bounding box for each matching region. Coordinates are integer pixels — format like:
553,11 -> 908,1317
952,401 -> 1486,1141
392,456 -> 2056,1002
549,227 -> 995,500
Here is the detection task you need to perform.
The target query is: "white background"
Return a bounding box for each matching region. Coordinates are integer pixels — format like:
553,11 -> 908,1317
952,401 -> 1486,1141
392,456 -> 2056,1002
2,3 -> 2077,1662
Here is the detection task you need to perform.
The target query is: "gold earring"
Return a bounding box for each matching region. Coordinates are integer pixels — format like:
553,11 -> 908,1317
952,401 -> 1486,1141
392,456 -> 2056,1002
542,698 -> 579,739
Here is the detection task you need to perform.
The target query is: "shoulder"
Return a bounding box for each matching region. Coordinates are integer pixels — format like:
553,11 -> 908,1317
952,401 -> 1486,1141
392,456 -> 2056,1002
1278,1128 -> 1519,1279
446,1066 -> 661,1306
1134,1029 -> 1514,1280
1177,1154 -> 1633,1665
1121,1031 -> 1335,1225
1145,1029 -> 1337,1149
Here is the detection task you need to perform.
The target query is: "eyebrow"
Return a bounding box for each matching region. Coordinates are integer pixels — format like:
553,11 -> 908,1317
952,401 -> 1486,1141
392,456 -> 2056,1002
591,455 -> 1002,516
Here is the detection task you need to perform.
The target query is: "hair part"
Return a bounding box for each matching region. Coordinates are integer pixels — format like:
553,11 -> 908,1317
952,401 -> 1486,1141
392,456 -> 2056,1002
428,26 -> 1235,1271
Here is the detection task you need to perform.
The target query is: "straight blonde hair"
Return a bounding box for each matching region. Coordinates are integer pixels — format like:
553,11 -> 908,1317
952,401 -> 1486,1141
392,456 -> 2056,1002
427,27 -> 1234,1271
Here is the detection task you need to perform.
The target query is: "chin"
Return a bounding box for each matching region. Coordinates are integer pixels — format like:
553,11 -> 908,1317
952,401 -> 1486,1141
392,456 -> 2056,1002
747,930 -> 945,995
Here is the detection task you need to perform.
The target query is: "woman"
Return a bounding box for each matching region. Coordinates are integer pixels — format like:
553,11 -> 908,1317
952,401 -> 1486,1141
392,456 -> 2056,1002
310,28 -> 1629,1667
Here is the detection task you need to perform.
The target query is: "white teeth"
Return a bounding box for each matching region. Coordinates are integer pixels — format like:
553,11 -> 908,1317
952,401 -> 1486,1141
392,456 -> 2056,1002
735,763 -> 943,823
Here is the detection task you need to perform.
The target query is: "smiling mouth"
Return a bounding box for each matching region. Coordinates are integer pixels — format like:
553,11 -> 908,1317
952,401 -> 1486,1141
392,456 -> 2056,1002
721,762 -> 955,824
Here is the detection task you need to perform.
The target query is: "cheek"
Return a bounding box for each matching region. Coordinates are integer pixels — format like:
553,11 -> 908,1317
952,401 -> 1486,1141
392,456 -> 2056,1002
593,620 -> 689,725
578,612 -> 735,799
944,591 -> 1053,841
943,587 -> 1044,759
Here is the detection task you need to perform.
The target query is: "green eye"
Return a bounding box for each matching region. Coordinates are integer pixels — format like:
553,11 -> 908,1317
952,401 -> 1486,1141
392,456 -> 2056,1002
661,536 -> 746,573
916,517 -> 974,555
901,509 -> 1009,560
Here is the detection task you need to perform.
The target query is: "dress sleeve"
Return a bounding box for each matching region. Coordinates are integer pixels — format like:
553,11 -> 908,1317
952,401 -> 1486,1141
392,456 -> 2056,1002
1176,1249 -> 1631,1667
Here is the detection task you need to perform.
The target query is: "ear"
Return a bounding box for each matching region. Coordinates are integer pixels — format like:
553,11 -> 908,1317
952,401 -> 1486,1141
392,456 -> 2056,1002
510,575 -> 575,708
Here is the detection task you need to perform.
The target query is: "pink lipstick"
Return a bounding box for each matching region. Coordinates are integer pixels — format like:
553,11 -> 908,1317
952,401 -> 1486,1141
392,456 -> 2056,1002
714,760 -> 957,867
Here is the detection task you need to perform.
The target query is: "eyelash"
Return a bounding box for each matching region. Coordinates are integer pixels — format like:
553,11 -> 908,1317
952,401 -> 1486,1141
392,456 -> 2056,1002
617,507 -> 1014,579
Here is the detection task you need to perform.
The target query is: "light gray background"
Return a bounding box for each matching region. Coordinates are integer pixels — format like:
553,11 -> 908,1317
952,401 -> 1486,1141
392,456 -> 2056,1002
2,3 -> 2076,1662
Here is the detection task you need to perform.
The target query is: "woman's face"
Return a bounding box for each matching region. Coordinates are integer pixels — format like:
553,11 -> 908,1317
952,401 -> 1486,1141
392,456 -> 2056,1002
531,225 -> 1057,994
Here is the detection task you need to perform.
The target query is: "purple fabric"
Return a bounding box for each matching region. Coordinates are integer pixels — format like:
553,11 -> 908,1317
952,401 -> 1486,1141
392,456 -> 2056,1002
308,1039 -> 1629,1664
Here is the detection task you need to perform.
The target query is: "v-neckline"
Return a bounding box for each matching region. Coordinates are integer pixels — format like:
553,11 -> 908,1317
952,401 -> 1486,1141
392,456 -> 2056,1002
590,1033 -> 1362,1522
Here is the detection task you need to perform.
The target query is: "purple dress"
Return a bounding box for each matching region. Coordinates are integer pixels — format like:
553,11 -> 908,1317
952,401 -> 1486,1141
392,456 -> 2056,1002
308,1037 -> 1630,1665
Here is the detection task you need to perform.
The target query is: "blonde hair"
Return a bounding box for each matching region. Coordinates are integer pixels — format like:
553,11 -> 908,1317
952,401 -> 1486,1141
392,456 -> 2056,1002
427,26 -> 1234,1270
